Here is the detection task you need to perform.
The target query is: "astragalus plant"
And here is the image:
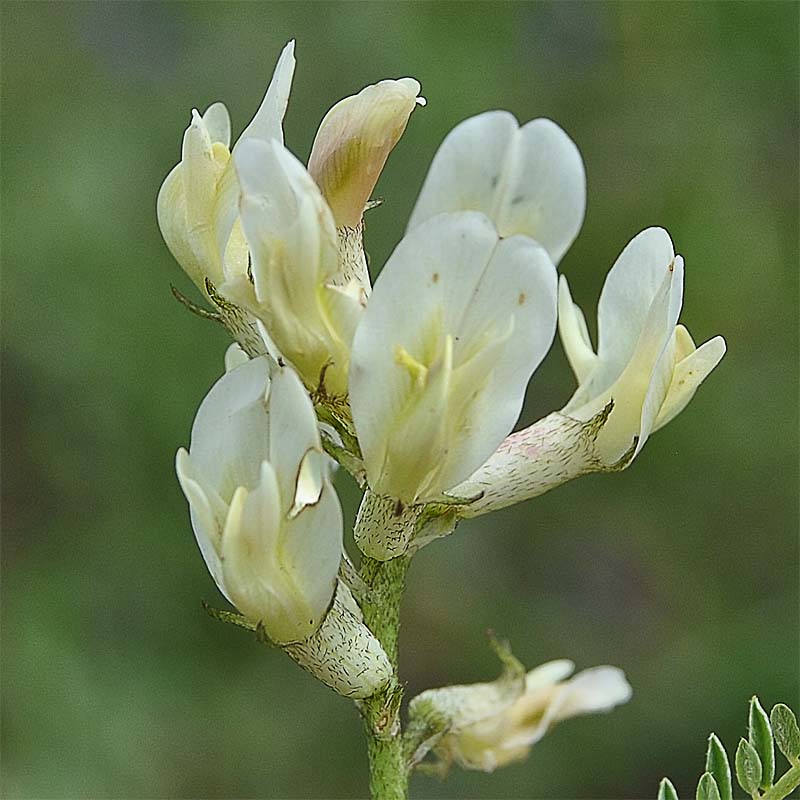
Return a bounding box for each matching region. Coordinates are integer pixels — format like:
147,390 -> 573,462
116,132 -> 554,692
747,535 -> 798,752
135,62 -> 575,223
157,40 -> 726,799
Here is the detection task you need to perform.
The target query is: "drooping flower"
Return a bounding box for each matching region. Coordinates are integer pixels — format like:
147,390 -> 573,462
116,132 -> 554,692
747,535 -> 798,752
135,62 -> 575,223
348,211 -> 558,515
450,227 -> 726,516
175,353 -> 390,697
407,644 -> 631,774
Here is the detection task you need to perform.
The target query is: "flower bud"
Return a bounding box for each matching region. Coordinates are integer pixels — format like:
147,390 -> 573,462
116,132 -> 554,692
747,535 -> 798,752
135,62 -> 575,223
308,78 -> 424,228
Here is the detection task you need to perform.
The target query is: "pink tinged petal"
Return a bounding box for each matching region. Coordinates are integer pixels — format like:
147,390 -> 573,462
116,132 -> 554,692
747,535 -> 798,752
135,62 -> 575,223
308,77 -> 424,227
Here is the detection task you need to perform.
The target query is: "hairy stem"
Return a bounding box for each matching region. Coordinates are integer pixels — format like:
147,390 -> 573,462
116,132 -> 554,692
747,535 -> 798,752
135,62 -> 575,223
761,764 -> 800,800
359,554 -> 411,800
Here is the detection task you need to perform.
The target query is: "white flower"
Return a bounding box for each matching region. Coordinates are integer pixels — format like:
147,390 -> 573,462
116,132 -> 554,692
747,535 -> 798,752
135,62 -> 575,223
348,211 -> 558,507
451,227 -> 726,516
175,354 -> 340,644
559,227 -> 726,461
176,354 -> 392,698
408,655 -> 632,774
407,110 -> 586,265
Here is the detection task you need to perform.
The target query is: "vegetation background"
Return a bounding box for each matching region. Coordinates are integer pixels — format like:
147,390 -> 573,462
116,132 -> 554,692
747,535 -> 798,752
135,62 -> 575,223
2,2 -> 797,797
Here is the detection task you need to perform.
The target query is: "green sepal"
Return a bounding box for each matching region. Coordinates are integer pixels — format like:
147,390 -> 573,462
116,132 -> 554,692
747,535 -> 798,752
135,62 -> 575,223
705,733 -> 732,800
432,489 -> 485,507
770,703 -> 800,765
735,737 -> 763,797
201,601 -> 277,647
202,601 -> 255,630
171,284 -> 223,322
749,696 -> 775,788
658,777 -> 680,800
320,430 -> 366,485
314,402 -> 362,458
696,772 -> 721,800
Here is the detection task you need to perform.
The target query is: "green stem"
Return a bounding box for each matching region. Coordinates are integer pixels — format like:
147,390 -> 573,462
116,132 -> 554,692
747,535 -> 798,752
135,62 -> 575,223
360,554 -> 411,800
761,765 -> 800,800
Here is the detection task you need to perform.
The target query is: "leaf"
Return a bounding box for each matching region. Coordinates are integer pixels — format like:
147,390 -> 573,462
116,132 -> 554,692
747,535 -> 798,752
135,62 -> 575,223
705,733 -> 732,800
735,737 -> 763,797
749,696 -> 775,788
770,703 -> 800,764
696,772 -> 721,800
658,777 -> 680,800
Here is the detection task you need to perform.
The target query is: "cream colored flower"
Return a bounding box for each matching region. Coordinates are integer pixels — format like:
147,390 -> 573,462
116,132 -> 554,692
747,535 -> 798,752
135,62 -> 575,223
158,41 -> 423,398
451,227 -> 726,516
345,110 -> 584,522
409,656 -> 631,774
348,212 -> 558,509
175,355 -> 340,643
175,354 -> 391,698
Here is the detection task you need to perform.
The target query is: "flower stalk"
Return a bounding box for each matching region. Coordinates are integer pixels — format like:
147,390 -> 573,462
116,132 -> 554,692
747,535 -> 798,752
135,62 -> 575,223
359,554 -> 412,799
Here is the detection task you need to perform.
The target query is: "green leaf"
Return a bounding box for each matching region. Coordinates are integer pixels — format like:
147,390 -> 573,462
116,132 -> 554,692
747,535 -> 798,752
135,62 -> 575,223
696,772 -> 721,800
658,777 -> 680,800
735,737 -> 763,797
770,703 -> 800,764
749,696 -> 775,788
705,733 -> 732,800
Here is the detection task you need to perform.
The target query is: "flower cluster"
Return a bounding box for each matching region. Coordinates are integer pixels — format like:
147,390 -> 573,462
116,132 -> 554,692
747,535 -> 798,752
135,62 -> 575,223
158,40 -> 724,771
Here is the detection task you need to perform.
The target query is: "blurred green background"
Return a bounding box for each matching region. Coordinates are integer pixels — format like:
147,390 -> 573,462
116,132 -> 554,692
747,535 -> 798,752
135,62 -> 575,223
2,2 -> 797,797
